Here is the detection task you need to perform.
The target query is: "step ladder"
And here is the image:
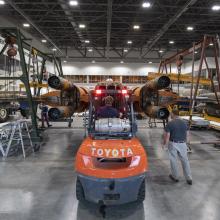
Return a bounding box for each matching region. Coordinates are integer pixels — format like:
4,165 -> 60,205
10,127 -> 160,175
3,120 -> 34,158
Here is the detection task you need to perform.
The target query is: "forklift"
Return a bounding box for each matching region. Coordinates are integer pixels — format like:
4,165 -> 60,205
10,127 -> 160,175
75,82 -> 148,205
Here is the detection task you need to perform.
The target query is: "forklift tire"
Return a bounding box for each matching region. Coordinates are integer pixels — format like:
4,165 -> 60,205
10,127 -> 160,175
76,178 -> 85,202
137,179 -> 145,203
0,108 -> 9,123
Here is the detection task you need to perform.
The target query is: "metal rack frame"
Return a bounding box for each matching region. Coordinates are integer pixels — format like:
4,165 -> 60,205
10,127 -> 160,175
0,27 -> 40,146
0,27 -> 64,146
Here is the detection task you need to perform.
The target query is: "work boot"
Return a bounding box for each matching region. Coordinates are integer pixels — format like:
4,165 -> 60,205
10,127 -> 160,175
186,179 -> 193,185
48,124 -> 52,127
169,174 -> 179,182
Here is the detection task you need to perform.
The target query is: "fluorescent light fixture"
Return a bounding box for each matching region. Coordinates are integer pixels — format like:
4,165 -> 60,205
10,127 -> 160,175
169,40 -> 174,44
212,5 -> 220,11
69,0 -> 78,6
127,40 -> 132,44
142,2 -> 151,8
187,26 -> 194,31
52,48 -> 57,51
148,61 -> 152,64
120,61 -> 124,64
23,23 -> 30,27
159,50 -> 164,53
92,60 -> 96,63
41,39 -> 47,43
88,48 -> 93,52
85,40 -> 90,43
124,49 -> 128,52
63,60 -> 67,63
0,0 -> 5,5
133,25 -> 140,30
79,24 -> 86,29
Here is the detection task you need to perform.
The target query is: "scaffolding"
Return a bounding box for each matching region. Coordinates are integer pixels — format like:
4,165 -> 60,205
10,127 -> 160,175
0,27 -> 64,148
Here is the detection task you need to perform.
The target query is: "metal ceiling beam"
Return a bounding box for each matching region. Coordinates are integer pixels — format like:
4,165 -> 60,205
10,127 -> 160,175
5,0 -> 63,55
58,56 -> 192,63
3,0 -> 217,56
8,1 -> 210,10
106,0 -> 113,59
59,56 -> 161,63
141,0 -> 199,58
58,0 -> 105,58
112,47 -> 123,58
0,8 -> 196,14
58,0 -> 84,43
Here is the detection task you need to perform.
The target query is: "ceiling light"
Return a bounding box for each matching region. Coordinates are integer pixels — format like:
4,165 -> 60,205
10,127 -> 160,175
92,60 -> 96,63
159,50 -> 164,53
209,43 -> 214,46
169,40 -> 174,44
52,48 -> 57,51
41,39 -> 47,43
88,48 -> 93,52
69,0 -> 78,6
23,23 -> 30,27
148,61 -> 152,64
120,61 -> 124,64
0,0 -> 5,5
127,40 -> 132,44
187,26 -> 194,31
133,25 -> 140,30
124,49 -> 128,52
79,24 -> 86,29
195,51 -> 198,54
63,60 -> 67,63
142,2 -> 151,8
212,5 -> 220,11
85,40 -> 90,43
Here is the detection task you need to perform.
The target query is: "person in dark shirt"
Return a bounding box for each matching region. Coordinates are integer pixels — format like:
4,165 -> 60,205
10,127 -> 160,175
39,103 -> 52,128
97,96 -> 119,118
163,109 -> 192,185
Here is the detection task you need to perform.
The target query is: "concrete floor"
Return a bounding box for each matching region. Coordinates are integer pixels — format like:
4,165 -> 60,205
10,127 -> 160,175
0,119 -> 220,220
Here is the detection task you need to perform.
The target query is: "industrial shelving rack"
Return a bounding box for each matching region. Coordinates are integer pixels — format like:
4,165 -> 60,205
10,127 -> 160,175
0,27 -> 64,148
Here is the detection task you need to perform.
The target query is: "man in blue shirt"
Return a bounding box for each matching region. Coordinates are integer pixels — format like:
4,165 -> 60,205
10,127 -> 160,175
97,96 -> 119,118
163,109 -> 192,185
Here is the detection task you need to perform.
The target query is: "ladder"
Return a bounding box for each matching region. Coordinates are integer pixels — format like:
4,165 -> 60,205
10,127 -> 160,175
3,120 -> 34,158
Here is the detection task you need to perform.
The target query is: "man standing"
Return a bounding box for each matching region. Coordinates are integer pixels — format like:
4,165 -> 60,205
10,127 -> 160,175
39,103 -> 52,128
163,109 -> 192,185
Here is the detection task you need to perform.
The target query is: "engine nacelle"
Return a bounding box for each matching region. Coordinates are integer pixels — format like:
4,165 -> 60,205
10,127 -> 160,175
48,75 -> 75,91
46,76 -> 89,119
145,106 -> 170,120
132,76 -> 171,119
48,106 -> 74,120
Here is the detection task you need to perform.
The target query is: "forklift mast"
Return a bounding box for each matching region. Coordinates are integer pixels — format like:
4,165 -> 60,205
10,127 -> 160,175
87,82 -> 137,139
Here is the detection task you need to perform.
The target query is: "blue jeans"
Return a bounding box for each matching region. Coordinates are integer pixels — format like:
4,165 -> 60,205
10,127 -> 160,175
41,113 -> 49,127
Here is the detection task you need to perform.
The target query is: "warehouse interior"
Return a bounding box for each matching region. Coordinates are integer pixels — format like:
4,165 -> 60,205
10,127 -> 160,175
0,1 -> 220,220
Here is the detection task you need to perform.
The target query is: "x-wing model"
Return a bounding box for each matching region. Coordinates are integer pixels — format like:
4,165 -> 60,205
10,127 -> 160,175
41,75 -> 178,121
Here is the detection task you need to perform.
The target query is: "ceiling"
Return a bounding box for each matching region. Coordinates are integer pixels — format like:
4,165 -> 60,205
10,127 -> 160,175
1,0 -> 220,62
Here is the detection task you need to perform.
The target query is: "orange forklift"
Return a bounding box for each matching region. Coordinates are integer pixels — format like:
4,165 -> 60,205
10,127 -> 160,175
75,82 -> 148,205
